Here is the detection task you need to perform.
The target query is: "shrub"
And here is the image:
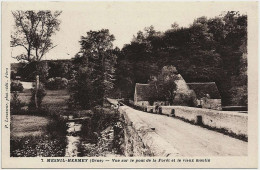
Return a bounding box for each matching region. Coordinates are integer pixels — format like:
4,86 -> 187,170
11,71 -> 16,80
61,78 -> 68,88
68,75 -> 94,110
46,114 -> 68,136
10,92 -> 25,112
11,81 -> 24,92
46,77 -> 68,90
29,83 -> 46,109
80,105 -> 120,144
174,90 -> 197,107
10,135 -> 66,157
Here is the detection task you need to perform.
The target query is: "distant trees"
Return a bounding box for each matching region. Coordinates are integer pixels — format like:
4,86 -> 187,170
69,29 -> 117,109
115,11 -> 247,106
115,26 -> 161,99
48,61 -> 72,79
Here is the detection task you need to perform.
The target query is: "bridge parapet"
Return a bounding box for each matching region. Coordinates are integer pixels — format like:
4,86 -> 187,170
118,105 -> 181,157
147,106 -> 248,140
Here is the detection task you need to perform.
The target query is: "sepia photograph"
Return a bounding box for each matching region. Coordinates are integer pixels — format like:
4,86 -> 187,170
2,1 -> 258,169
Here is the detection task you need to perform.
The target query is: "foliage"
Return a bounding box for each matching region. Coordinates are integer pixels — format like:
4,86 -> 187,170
11,10 -> 62,108
11,71 -> 16,80
148,66 -> 179,105
80,106 -> 120,139
11,10 -> 62,63
18,61 -> 50,83
46,77 -> 68,90
115,11 -> 247,106
78,106 -> 123,156
229,85 -> 247,106
69,29 -> 117,109
10,116 -> 67,157
11,81 -> 24,92
29,83 -> 46,109
173,90 -> 197,107
17,60 -> 73,82
10,135 -> 66,157
48,60 -> 73,79
46,113 -> 68,136
37,61 -> 50,83
10,113 -> 67,157
10,92 -> 25,112
68,68 -> 94,109
16,62 -> 36,81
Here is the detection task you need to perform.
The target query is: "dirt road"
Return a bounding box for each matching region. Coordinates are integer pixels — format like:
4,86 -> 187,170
124,106 -> 247,156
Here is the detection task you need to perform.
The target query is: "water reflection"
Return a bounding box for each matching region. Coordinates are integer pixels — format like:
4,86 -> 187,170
65,121 -> 82,157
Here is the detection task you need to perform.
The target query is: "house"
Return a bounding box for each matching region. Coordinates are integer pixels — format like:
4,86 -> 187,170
187,82 -> 222,110
134,77 -> 222,110
134,74 -> 194,107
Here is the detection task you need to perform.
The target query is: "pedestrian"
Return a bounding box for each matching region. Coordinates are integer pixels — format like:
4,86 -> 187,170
155,104 -> 159,114
158,106 -> 162,114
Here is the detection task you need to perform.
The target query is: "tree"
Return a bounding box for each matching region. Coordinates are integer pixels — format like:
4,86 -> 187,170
80,29 -> 117,105
70,29 -> 117,108
11,11 -> 62,62
11,10 -> 62,108
115,11 -> 247,106
149,66 -> 179,105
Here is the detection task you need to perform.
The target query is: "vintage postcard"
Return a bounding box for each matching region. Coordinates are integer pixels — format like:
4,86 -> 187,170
1,1 -> 258,169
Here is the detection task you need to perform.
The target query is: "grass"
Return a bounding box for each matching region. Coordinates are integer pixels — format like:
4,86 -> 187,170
10,114 -> 67,157
10,89 -> 69,157
10,89 -> 125,157
11,115 -> 50,138
16,89 -> 69,106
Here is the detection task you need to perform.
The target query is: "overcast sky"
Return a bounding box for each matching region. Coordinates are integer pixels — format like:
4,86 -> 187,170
10,2 -> 247,62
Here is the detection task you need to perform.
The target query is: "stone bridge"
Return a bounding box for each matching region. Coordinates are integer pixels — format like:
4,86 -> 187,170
107,98 -> 248,157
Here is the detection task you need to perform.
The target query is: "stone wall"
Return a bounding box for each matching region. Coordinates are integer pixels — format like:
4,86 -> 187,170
147,106 -> 247,138
118,106 -> 180,157
135,101 -> 149,107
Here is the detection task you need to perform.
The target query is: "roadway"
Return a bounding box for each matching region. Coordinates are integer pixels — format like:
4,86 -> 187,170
111,100 -> 248,156
134,110 -> 247,156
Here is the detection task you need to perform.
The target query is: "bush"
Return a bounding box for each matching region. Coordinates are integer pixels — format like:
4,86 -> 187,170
46,77 -> 68,90
11,81 -> 24,92
80,105 -> 120,143
11,71 -> 16,80
68,75 -> 94,110
10,92 -> 25,112
173,90 -> 197,107
29,83 -> 46,109
10,135 -> 67,157
46,113 -> 68,136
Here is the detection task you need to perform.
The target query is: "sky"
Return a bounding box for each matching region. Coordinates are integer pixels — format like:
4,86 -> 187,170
10,2 -> 247,62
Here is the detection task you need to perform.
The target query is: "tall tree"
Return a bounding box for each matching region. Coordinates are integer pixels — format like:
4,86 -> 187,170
11,10 -> 62,108
71,29 -> 117,107
11,10 -> 62,62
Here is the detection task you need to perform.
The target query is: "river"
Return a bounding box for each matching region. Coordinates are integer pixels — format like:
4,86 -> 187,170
65,121 -> 82,157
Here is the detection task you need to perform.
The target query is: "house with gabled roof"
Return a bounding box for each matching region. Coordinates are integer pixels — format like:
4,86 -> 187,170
134,74 -> 194,107
134,79 -> 222,110
187,82 -> 222,110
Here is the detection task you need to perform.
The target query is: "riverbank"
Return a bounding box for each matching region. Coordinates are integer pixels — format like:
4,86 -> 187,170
10,115 -> 67,157
10,90 -> 125,157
